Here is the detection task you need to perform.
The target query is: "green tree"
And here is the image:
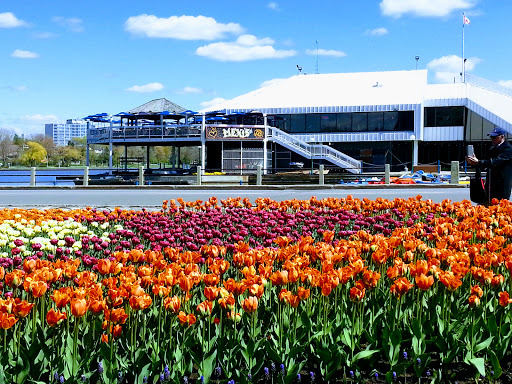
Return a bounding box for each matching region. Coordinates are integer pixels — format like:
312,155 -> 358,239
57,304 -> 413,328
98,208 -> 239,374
20,141 -> 47,167
55,146 -> 82,166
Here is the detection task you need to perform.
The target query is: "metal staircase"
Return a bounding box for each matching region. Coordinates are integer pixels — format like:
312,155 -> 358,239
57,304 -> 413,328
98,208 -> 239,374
268,127 -> 362,174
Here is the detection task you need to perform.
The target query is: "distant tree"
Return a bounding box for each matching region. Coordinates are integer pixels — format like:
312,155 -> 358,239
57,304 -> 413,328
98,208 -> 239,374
153,146 -> 172,165
13,134 -> 25,146
0,129 -> 16,165
29,133 -> 56,164
55,146 -> 82,167
20,142 -> 47,167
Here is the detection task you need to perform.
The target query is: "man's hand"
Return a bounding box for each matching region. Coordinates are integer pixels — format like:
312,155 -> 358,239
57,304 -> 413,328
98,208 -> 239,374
466,155 -> 479,165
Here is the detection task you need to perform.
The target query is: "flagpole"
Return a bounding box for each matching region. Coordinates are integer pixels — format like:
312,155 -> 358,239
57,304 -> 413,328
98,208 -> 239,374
462,12 -> 465,83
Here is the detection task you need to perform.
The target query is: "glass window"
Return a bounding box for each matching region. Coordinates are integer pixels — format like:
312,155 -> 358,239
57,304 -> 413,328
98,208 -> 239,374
306,114 -> 321,133
290,114 -> 306,133
337,113 -> 351,132
368,112 -> 384,131
424,108 -> 436,127
435,107 -> 464,126
273,115 -> 290,132
320,114 -> 337,132
383,111 -> 399,131
352,113 -> 368,132
399,111 -> 414,131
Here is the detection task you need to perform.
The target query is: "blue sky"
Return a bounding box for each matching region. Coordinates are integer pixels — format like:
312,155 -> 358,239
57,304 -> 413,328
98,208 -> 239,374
1,0 -> 511,136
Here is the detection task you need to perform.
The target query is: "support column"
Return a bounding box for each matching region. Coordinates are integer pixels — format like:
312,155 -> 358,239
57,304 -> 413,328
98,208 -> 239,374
85,121 -> 90,167
201,113 -> 206,173
263,113 -> 268,175
450,161 -> 459,184
83,166 -> 89,186
108,118 -> 113,169
256,165 -> 262,186
30,167 -> 36,187
146,146 -> 150,169
319,164 -> 325,185
385,164 -> 390,185
139,165 -> 145,186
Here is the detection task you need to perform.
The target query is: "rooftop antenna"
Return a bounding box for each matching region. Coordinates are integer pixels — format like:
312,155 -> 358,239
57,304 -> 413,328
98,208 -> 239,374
297,65 -> 303,74
415,56 -> 420,70
315,40 -> 319,74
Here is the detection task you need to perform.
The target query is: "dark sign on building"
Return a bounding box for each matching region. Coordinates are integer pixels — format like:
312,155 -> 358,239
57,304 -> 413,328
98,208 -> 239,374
206,126 -> 265,140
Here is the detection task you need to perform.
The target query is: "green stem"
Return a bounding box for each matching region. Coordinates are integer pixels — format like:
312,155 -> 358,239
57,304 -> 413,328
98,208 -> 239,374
73,317 -> 79,376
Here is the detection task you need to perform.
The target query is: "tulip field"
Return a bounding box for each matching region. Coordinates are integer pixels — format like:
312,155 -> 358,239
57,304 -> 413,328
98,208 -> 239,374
1,196 -> 512,383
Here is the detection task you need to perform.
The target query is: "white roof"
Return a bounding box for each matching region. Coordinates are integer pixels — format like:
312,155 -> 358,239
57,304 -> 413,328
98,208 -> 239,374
202,70 -> 428,113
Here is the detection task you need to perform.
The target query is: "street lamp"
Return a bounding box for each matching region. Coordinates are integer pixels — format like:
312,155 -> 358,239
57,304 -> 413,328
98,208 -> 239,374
415,56 -> 420,70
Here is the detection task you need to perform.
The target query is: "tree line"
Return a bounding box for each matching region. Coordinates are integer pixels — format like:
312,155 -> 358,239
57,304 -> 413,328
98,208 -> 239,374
0,129 -> 200,168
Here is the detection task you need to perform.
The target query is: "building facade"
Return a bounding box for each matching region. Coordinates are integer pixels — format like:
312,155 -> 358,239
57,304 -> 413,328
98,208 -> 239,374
85,70 -> 512,174
45,119 -> 88,146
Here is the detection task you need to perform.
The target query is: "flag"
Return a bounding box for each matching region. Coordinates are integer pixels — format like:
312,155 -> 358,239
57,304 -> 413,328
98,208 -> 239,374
463,15 -> 470,24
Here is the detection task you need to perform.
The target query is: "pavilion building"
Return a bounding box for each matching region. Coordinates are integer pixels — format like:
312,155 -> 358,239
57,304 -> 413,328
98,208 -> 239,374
86,69 -> 512,174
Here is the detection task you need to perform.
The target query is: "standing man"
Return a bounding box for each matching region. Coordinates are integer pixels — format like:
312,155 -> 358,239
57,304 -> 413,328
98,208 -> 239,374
466,127 -> 512,203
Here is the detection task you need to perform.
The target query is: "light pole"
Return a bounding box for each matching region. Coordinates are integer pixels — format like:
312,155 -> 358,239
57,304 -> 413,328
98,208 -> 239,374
415,56 -> 420,70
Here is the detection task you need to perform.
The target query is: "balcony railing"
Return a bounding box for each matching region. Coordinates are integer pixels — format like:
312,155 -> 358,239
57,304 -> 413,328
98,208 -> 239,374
88,124 -> 202,143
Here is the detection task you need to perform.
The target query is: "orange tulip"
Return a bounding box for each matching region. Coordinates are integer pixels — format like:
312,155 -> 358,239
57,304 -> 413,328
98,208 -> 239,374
129,294 -> 152,311
471,285 -> 484,298
204,286 -> 220,301
196,300 -> 213,316
468,294 -> 480,307
97,259 -> 112,275
415,274 -> 434,290
349,286 -> 366,302
0,266 -> 4,280
178,311 -> 196,326
51,287 -> 72,309
164,296 -> 181,313
46,308 -> 67,327
297,286 -> 310,301
70,298 -> 88,317
5,270 -> 25,288
0,312 -> 18,329
26,280 -> 48,298
499,291 -> 512,307
242,296 -> 258,313
13,299 -> 34,318
390,277 -> 414,299
101,333 -> 109,343
105,307 -> 129,325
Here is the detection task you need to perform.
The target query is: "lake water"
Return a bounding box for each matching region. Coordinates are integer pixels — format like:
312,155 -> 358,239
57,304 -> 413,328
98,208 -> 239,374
0,169 -> 112,186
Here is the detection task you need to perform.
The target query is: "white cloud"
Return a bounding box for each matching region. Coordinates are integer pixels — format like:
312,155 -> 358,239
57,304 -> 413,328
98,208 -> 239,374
11,49 -> 39,59
305,48 -> 346,57
380,0 -> 477,17
34,32 -> 58,39
268,2 -> 280,10
0,12 -> 27,28
177,86 -> 203,94
10,85 -> 28,92
260,78 -> 286,88
125,14 -> 244,40
22,114 -> 58,123
196,34 -> 296,62
126,82 -> 164,93
498,80 -> 512,89
365,27 -> 389,36
427,54 -> 481,82
52,17 -> 84,32
200,97 -> 226,108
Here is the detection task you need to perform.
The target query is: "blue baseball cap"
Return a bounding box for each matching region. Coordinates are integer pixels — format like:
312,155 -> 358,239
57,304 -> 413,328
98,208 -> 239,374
488,127 -> 507,137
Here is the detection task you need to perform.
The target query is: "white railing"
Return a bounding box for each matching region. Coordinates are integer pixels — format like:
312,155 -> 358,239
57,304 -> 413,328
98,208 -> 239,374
268,127 -> 362,173
466,74 -> 512,98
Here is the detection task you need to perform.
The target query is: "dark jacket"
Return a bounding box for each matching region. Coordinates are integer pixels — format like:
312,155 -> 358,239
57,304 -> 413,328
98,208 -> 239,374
479,140 -> 512,201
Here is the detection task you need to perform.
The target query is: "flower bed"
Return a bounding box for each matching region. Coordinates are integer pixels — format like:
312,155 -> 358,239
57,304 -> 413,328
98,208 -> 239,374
0,196 -> 512,383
